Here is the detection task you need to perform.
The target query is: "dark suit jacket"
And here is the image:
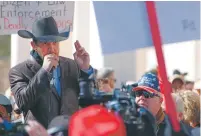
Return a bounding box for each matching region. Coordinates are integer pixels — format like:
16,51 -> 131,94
9,56 -> 89,128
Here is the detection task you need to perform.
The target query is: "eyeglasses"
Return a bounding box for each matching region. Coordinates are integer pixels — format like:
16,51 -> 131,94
134,90 -> 160,98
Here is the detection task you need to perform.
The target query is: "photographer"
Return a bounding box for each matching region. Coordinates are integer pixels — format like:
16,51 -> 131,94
134,73 -> 165,136
133,72 -> 193,136
133,72 -> 165,136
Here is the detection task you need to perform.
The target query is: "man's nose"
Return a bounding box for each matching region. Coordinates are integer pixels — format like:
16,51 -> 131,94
48,43 -> 56,52
139,94 -> 146,100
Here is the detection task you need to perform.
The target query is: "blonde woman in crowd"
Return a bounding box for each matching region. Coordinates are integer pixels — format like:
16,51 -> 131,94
178,90 -> 200,128
96,68 -> 116,93
162,93 -> 184,121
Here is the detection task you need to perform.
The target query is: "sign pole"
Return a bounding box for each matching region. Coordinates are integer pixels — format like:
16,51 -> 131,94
145,1 -> 180,132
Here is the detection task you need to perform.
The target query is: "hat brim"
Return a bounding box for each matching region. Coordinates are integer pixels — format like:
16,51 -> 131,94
133,86 -> 162,97
18,30 -> 70,42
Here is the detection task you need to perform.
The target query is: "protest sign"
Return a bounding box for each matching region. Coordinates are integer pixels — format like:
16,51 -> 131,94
93,1 -> 200,54
0,1 -> 74,35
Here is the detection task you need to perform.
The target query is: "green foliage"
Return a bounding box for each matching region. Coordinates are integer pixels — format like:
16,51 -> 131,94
0,35 -> 11,57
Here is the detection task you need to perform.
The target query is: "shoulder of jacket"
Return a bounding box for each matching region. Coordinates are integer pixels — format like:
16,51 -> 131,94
9,60 -> 30,73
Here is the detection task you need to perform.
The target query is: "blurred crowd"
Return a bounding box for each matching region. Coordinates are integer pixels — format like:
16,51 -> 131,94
0,66 -> 200,136
0,15 -> 200,136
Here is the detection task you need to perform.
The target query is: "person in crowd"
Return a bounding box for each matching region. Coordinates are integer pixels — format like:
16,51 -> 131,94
9,16 -> 93,128
184,75 -> 194,91
170,74 -> 185,92
178,90 -> 200,128
4,89 -> 24,123
0,94 -> 12,121
178,90 -> 200,136
96,68 -> 116,93
172,69 -> 188,78
133,72 -> 165,136
185,81 -> 194,91
161,93 -> 184,121
193,79 -> 200,95
68,105 -> 126,136
133,72 -> 194,136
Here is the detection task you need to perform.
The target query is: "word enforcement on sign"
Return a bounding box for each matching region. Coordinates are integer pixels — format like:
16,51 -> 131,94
0,1 -> 74,35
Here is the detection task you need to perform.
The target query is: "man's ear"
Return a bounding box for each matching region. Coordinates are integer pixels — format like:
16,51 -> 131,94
30,41 -> 36,49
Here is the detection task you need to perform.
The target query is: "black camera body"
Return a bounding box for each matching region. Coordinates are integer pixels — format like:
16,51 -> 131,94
78,76 -> 157,136
0,121 -> 28,136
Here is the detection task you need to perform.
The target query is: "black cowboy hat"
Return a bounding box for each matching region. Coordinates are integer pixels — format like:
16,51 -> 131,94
18,16 -> 70,42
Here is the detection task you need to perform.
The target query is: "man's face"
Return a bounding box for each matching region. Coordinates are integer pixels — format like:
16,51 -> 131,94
185,82 -> 194,90
135,90 -> 162,116
31,41 -> 59,58
172,79 -> 184,91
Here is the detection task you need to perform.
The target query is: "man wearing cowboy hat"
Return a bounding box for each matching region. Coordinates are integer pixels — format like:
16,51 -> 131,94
8,16 -> 93,128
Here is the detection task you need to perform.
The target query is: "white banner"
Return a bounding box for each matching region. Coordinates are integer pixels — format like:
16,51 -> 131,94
0,1 -> 74,35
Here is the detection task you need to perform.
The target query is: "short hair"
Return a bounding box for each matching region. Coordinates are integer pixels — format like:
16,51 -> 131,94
178,90 -> 200,126
96,68 -> 114,79
96,68 -> 114,90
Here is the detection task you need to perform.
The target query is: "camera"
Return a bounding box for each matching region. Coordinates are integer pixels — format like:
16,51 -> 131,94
0,120 -> 28,136
78,76 -> 157,136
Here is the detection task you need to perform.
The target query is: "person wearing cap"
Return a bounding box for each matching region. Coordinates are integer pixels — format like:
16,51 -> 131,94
172,69 -> 188,78
133,72 -> 166,136
9,16 -> 93,129
68,105 -> 126,136
170,74 -> 185,92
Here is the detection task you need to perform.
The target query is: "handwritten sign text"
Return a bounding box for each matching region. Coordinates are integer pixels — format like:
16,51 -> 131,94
0,1 -> 74,35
